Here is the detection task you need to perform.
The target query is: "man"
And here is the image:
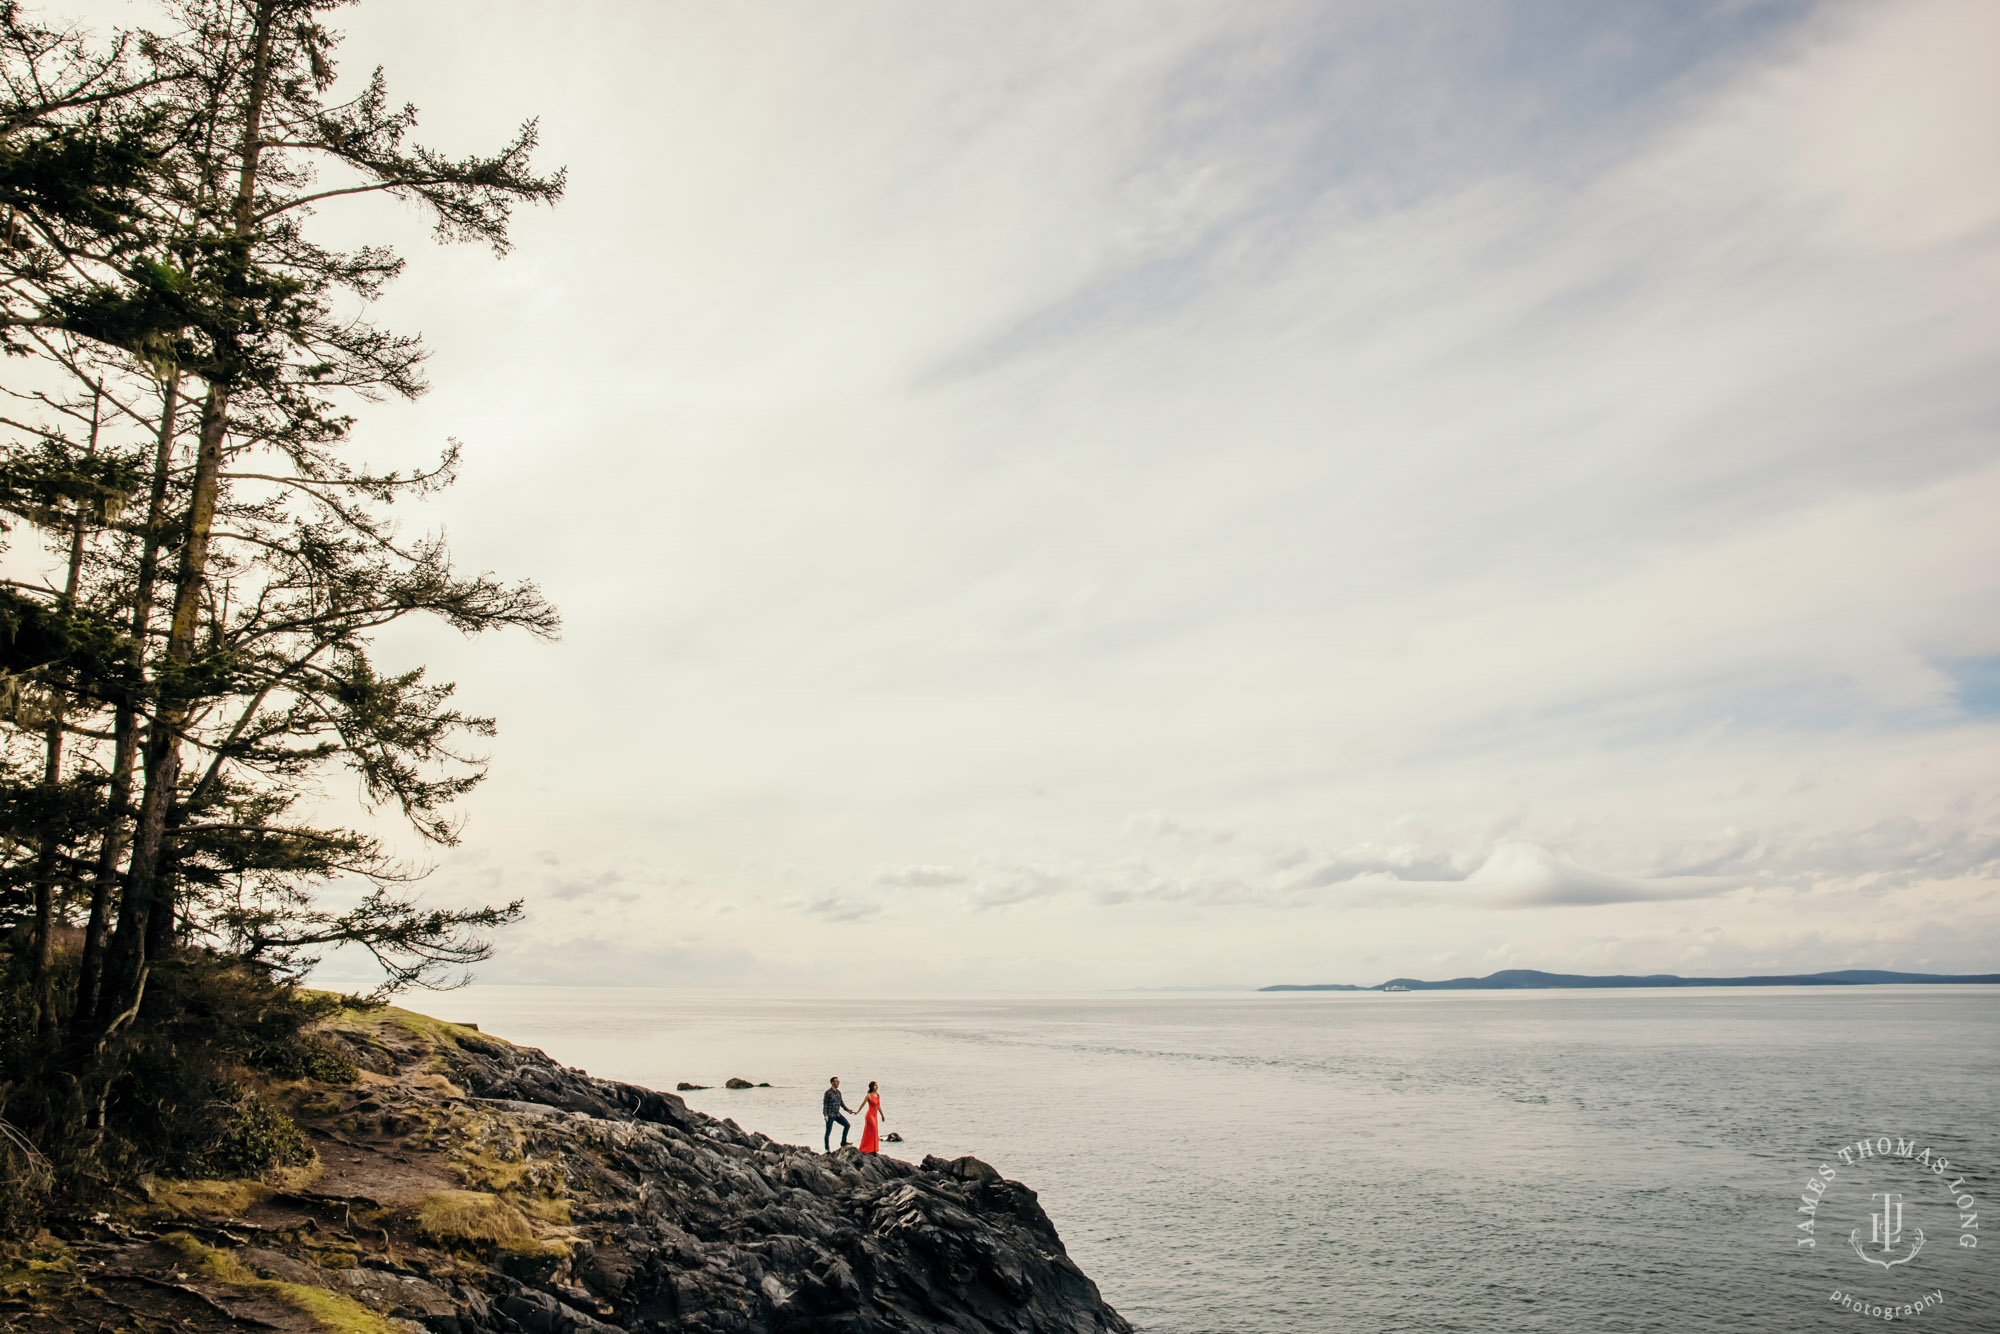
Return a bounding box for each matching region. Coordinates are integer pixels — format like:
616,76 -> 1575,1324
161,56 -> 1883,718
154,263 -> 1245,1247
823,1076 -> 857,1151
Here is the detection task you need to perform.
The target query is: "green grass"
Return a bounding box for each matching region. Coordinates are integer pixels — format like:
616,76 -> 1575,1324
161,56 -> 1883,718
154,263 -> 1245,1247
0,1237 -> 80,1303
158,1233 -> 405,1334
376,1006 -> 507,1047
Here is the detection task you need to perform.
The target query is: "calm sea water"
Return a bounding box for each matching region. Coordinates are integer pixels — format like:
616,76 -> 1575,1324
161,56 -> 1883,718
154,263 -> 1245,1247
416,986 -> 2000,1334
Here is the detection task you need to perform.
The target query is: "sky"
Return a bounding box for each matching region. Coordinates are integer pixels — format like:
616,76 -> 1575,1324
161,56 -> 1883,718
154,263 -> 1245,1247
60,0 -> 2000,990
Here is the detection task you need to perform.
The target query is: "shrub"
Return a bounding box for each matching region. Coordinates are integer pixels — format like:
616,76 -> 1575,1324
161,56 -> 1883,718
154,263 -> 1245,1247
200,1090 -> 313,1179
0,947 -> 341,1219
250,1032 -> 359,1084
0,1118 -> 52,1236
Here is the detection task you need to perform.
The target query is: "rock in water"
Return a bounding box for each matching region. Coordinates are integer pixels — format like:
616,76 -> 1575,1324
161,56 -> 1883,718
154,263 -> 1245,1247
724,1075 -> 756,1088
884,1131 -> 904,1142
675,1081 -> 710,1090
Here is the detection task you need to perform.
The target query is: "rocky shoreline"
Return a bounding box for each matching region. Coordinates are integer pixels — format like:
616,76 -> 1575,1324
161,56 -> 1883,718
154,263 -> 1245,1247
12,1007 -> 1131,1334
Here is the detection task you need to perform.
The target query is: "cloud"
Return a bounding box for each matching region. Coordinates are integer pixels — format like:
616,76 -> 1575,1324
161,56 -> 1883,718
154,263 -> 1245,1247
790,895 -> 883,924
874,864 -> 968,888
1123,811 -> 1237,845
967,861 -> 1065,910
1019,834 -> 1742,912
1090,870 -> 1274,909
1294,854 -> 1472,887
1647,829 -> 1763,879
544,869 -> 634,902
1757,819 -> 2000,890
1458,842 -> 1735,908
273,0 -> 2000,990
476,940 -> 756,987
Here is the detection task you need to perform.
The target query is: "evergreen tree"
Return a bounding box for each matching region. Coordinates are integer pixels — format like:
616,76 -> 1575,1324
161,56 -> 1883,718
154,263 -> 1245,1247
0,0 -> 563,1065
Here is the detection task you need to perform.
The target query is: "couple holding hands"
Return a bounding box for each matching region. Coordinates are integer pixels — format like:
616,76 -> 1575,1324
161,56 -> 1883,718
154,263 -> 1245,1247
821,1075 -> 885,1153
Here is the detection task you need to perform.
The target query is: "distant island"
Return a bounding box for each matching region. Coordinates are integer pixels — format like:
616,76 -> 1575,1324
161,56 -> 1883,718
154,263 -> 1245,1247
1261,968 -> 2000,992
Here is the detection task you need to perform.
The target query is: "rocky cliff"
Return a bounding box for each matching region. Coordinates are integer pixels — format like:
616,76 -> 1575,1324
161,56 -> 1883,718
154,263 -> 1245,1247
13,1007 -> 1131,1334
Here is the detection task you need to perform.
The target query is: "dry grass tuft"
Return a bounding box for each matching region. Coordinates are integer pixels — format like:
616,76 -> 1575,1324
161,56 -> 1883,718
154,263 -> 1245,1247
144,1177 -> 271,1216
415,1190 -> 533,1247
141,1161 -> 321,1219
158,1233 -> 404,1334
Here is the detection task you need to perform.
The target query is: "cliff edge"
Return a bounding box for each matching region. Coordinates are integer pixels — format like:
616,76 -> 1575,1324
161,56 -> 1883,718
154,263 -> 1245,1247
7,1005 -> 1131,1334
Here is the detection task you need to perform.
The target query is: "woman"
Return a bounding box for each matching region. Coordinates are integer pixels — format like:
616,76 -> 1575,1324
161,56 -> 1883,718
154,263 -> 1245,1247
858,1080 -> 885,1154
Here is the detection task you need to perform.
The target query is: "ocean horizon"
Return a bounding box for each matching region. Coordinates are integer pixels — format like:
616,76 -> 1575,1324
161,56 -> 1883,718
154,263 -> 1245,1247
412,983 -> 2000,1333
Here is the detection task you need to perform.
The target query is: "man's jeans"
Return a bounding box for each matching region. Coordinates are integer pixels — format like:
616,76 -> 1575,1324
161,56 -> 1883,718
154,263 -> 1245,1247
824,1113 -> 850,1151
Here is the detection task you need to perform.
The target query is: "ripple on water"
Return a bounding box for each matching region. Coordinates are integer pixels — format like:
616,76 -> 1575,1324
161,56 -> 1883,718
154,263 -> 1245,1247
413,986 -> 2000,1334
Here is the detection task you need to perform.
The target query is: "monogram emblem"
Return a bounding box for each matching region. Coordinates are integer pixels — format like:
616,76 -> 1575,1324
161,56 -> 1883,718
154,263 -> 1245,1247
1849,1192 -> 1925,1269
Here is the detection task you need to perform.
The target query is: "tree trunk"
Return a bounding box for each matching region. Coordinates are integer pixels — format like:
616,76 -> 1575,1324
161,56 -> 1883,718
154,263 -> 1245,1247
105,385 -> 226,1006
75,375 -> 178,1037
95,1 -> 278,1026
29,712 -> 66,1036
29,390 -> 100,1037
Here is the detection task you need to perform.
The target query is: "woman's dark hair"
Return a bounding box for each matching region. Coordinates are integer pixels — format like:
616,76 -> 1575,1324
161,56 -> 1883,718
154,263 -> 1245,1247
868,1080 -> 878,1092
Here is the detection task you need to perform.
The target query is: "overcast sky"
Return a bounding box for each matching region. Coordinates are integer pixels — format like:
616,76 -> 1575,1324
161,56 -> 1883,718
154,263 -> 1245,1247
74,0 -> 2000,990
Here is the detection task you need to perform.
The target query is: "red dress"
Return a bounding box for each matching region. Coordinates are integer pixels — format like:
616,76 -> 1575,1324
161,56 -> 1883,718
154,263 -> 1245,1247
859,1092 -> 881,1153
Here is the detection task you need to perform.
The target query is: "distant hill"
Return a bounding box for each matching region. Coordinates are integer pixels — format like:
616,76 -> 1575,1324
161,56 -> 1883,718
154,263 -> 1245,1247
1260,968 -> 2000,992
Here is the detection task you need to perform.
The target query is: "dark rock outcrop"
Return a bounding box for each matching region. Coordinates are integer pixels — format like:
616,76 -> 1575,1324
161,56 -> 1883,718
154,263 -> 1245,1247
439,1032 -> 1128,1332
31,1010 -> 1128,1334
